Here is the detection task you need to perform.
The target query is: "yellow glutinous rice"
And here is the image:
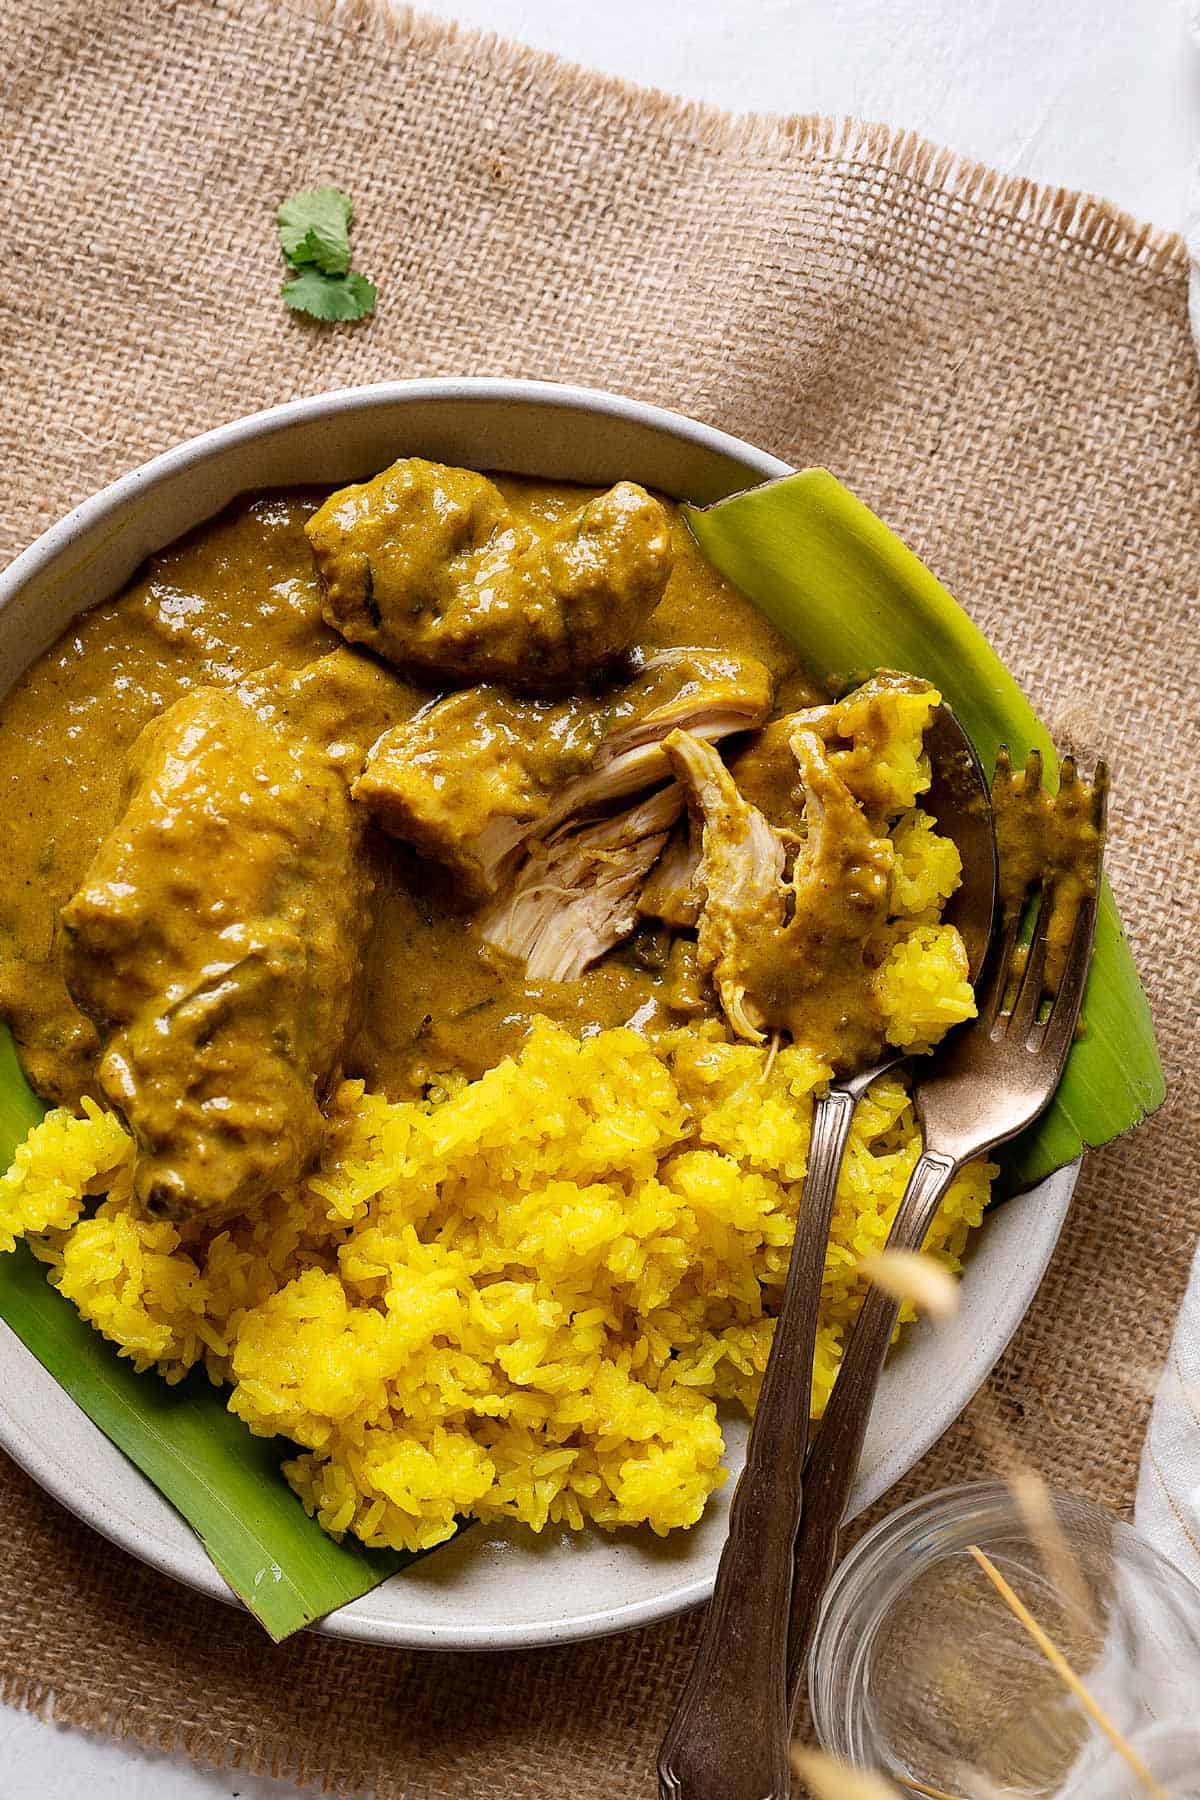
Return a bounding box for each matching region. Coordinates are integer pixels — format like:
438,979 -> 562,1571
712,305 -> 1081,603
1,1021 -> 993,1554
0,687 -> 991,1553
0,1097 -> 130,1252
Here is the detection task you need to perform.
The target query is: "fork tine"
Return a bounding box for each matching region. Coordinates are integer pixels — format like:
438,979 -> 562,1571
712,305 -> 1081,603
991,746 -> 1015,811
1009,884 -> 1056,1039
1038,760 -> 1108,1057
1092,757 -> 1110,832
1024,747 -> 1043,793
1041,891 -> 1100,1064
980,905 -> 1024,1028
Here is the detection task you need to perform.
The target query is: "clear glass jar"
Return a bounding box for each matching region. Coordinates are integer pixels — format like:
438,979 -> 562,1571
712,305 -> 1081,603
807,1481 -> 1200,1796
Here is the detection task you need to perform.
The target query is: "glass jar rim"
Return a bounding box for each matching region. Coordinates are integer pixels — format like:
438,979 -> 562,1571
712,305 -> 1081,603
806,1480 -> 1200,1769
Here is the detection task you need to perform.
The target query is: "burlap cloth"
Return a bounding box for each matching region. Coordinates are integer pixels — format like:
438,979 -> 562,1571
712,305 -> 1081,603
1,0 -> 1198,1791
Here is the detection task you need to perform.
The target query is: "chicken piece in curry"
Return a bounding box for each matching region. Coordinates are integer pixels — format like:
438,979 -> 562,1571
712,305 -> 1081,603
306,458 -> 673,689
0,456 -> 973,1229
59,652 -> 397,1224
354,647 -> 773,900
664,726 -> 896,1068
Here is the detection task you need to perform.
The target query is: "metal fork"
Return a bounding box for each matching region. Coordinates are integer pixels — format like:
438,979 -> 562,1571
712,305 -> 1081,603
658,705 -> 996,1800
782,749 -> 1109,1719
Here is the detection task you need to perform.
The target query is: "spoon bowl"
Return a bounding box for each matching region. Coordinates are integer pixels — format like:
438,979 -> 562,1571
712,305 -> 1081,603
841,700 -> 998,1103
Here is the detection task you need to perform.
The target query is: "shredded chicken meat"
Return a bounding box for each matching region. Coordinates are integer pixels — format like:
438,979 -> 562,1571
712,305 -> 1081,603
479,786 -> 685,982
354,648 -> 772,900
662,724 -> 896,1069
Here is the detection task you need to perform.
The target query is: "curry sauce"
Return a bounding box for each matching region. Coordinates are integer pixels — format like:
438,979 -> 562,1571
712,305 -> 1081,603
0,479 -> 816,1112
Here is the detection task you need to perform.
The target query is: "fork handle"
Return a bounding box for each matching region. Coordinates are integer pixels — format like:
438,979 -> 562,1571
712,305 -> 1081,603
783,1147 -> 961,1717
657,1088 -> 858,1800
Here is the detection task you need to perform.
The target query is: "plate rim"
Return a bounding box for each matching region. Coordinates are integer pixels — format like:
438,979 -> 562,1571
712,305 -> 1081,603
0,376 -> 1077,1649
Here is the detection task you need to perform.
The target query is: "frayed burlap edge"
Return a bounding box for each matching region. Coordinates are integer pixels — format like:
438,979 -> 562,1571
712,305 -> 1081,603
1,4 -> 1190,1792
227,0 -> 1185,278
0,1666 -> 372,1794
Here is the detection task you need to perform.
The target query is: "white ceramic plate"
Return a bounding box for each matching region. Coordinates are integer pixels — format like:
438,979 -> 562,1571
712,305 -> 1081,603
0,379 -> 1075,1649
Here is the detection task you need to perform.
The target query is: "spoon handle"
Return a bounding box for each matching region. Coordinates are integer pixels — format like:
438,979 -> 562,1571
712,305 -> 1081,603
657,1088 -> 857,1800
784,1148 -> 960,1718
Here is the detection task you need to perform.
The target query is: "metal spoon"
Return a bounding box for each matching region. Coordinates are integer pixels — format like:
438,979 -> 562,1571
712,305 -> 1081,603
657,704 -> 997,1800
782,750 -> 1105,1728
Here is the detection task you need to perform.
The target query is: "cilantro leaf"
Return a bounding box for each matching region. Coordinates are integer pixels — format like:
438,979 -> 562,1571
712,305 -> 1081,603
288,224 -> 351,276
277,188 -> 353,275
275,187 -> 375,321
281,269 -> 377,323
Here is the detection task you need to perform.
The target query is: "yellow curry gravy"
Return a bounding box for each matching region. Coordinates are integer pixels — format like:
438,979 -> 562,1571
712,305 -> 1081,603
0,479 -> 816,1110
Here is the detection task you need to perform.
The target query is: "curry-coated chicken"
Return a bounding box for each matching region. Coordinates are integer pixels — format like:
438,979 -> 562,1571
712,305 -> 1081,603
662,724 -> 896,1071
305,458 -> 673,690
353,686 -> 606,900
471,650 -> 773,976
60,650 -> 404,1226
353,647 -> 772,900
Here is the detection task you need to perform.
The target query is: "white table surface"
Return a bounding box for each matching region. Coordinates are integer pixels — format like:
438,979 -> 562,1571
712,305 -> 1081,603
2,0 -> 1193,1793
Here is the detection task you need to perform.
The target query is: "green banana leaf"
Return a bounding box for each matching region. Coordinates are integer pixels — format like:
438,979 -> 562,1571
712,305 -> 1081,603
0,1033 -> 422,1640
683,468 -> 1164,1191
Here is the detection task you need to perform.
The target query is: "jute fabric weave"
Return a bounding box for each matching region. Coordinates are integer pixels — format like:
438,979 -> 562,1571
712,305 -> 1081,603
0,1 -> 1197,1791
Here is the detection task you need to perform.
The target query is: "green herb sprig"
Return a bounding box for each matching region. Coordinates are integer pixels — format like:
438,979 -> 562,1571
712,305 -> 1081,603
277,187 -> 377,323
